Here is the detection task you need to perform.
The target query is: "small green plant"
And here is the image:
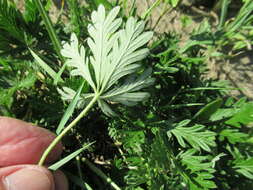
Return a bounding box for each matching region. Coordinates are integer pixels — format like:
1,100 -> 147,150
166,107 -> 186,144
38,4 -> 154,166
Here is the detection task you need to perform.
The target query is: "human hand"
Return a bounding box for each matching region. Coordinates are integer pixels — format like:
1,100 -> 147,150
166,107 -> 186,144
0,116 -> 68,190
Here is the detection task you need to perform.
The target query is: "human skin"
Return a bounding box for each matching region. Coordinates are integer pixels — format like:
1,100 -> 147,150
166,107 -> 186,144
0,116 -> 68,190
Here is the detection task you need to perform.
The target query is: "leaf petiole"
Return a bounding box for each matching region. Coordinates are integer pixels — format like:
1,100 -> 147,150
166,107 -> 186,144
38,93 -> 100,166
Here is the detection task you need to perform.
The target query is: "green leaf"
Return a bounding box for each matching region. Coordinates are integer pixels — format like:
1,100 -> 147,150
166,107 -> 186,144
193,99 -> 223,121
17,72 -> 37,89
179,149 -> 217,189
48,142 -> 94,171
30,49 -> 63,82
53,61 -> 67,85
220,129 -> 248,144
0,87 -> 15,109
34,0 -> 63,61
169,124 -> 216,152
234,97 -> 247,107
177,119 -> 191,127
87,5 -> 122,89
225,102 -> 253,127
209,108 -> 237,122
98,99 -> 117,116
56,82 -> 85,135
0,71 -> 36,109
85,5 -> 153,92
211,153 -> 226,168
234,158 -> 253,179
58,87 -> 93,108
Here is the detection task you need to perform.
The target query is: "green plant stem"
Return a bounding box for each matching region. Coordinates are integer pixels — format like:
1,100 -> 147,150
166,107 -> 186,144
38,94 -> 100,166
76,156 -> 84,180
152,6 -> 172,30
218,0 -> 231,29
141,0 -> 161,19
82,158 -> 121,190
34,0 -> 64,62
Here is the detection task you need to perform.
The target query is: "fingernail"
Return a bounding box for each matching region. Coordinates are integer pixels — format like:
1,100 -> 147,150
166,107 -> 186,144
3,168 -> 53,190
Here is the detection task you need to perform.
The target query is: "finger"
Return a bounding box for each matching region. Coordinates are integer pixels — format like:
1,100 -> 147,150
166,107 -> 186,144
0,165 -> 55,190
53,170 -> 68,190
0,117 -> 62,167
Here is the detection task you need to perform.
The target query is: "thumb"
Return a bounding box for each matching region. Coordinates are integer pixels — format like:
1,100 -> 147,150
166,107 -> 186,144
0,166 -> 54,190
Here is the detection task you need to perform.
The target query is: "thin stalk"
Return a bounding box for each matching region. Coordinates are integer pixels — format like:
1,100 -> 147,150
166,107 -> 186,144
141,0 -> 161,20
76,156 -> 84,180
82,158 -> 121,190
129,0 -> 136,16
34,0 -> 64,62
218,0 -> 231,29
38,94 -> 100,166
152,6 -> 172,30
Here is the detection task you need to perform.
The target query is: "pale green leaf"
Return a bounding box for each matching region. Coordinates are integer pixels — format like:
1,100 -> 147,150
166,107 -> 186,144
107,92 -> 150,106
87,5 -> 121,89
61,34 -> 95,90
98,99 -> 116,116
102,68 -> 155,100
58,86 -> 94,108
60,5 -> 154,116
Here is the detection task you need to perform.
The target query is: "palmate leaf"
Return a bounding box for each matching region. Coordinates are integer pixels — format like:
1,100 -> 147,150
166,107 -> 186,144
60,5 -> 154,116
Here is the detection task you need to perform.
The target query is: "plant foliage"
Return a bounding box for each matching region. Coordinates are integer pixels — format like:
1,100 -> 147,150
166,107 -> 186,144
59,5 -> 154,116
0,1 -> 253,190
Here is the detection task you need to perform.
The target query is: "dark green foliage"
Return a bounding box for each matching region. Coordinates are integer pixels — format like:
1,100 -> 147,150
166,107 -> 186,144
0,58 -> 37,116
0,0 -> 26,54
106,33 -> 253,190
0,1 -> 253,190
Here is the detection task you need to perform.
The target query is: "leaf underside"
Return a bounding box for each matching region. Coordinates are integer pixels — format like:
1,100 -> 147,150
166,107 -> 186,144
60,5 -> 154,116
